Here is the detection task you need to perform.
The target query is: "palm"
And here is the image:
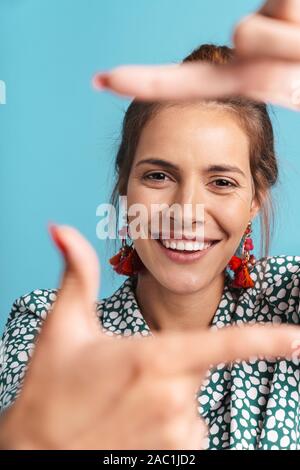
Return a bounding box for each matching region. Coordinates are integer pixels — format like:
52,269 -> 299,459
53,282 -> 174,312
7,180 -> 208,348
2,224 -> 300,449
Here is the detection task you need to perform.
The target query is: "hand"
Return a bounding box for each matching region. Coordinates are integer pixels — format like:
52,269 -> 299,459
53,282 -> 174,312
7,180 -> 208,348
1,225 -> 300,450
92,0 -> 300,110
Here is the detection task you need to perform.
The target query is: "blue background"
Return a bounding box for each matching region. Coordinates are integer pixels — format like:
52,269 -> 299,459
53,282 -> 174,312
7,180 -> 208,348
1,0 -> 300,334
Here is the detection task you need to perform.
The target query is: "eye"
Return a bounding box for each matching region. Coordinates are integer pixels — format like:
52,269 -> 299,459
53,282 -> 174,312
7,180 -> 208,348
211,178 -> 237,188
143,172 -> 172,182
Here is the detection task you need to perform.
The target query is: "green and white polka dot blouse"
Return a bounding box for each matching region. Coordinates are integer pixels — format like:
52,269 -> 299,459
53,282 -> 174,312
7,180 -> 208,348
1,254 -> 300,449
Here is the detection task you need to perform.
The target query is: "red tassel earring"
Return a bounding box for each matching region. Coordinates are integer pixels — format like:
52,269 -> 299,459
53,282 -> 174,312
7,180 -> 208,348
228,221 -> 256,289
109,225 -> 144,276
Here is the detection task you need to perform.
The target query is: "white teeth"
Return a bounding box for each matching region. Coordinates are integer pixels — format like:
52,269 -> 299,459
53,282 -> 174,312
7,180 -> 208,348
160,239 -> 213,251
185,242 -> 194,251
177,241 -> 185,251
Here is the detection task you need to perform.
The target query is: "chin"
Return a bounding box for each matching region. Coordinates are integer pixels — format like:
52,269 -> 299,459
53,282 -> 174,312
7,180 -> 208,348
155,269 -> 208,295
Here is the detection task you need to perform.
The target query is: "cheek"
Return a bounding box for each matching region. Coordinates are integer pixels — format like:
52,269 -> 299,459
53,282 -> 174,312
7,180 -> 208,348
126,180 -> 153,211
213,192 -> 252,231
127,180 -> 169,208
127,183 -> 168,235
132,238 -> 163,278
126,192 -> 151,234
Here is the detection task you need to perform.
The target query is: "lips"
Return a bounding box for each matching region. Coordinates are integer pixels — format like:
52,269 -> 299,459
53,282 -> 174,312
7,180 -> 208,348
156,238 -> 220,264
160,238 -> 213,251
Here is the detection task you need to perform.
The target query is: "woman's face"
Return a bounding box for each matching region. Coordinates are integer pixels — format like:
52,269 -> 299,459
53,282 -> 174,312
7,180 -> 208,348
126,104 -> 260,294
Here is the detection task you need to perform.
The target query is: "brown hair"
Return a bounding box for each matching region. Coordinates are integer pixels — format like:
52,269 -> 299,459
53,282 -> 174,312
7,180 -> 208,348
110,43 -> 278,261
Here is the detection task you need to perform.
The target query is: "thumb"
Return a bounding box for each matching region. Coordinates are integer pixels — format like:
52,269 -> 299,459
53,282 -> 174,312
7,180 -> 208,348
49,223 -> 100,304
38,223 -> 102,354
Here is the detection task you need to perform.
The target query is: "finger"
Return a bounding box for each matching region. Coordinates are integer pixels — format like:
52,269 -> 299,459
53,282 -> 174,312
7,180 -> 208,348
49,224 -> 100,305
229,58 -> 300,110
93,59 -> 300,111
139,324 -> 300,376
92,59 -> 300,110
259,0 -> 300,24
38,224 -> 102,354
233,13 -> 300,61
92,62 -> 242,101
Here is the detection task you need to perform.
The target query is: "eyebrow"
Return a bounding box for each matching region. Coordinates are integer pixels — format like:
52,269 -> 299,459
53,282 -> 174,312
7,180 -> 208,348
135,158 -> 246,178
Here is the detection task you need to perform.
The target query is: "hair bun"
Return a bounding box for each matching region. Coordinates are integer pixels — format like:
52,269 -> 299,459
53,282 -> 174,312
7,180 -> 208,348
182,44 -> 235,66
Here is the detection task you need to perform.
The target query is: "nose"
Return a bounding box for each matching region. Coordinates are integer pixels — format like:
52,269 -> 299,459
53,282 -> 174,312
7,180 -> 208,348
169,175 -> 207,232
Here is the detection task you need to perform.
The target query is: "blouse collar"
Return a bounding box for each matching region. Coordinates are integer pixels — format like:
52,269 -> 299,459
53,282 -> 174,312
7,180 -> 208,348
97,271 -> 240,338
96,272 -> 241,418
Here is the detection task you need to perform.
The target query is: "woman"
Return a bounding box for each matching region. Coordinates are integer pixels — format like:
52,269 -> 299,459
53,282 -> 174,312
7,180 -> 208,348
1,0 -> 300,451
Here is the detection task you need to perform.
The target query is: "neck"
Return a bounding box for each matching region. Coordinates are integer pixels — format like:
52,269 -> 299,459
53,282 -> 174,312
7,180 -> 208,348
135,271 -> 226,332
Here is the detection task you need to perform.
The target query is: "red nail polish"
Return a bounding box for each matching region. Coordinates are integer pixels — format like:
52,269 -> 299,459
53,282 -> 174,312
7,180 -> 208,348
48,222 -> 67,256
92,73 -> 110,90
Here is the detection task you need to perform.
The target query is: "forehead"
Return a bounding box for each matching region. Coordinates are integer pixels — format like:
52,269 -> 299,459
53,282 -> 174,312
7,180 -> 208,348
135,104 -> 250,170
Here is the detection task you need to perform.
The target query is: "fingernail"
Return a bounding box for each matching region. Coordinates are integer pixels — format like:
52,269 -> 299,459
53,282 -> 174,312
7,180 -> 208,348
92,72 -> 110,90
48,222 -> 67,256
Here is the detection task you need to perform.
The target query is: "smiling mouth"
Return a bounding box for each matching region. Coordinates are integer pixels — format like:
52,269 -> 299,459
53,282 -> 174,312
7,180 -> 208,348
159,238 -> 217,251
155,238 -> 220,263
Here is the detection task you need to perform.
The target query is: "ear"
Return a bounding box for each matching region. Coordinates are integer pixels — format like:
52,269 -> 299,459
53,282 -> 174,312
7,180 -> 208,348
250,190 -> 266,220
